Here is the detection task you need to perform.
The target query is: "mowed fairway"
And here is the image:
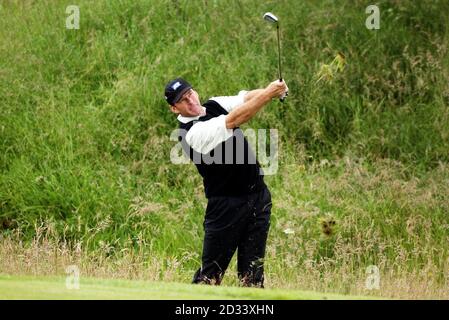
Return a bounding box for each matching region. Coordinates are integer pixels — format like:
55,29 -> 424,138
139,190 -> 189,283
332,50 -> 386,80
0,274 -> 375,300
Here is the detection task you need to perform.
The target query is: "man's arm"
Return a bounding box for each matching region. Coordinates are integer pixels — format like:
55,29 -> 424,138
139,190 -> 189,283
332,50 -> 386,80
185,80 -> 288,154
225,80 -> 288,129
243,89 -> 266,102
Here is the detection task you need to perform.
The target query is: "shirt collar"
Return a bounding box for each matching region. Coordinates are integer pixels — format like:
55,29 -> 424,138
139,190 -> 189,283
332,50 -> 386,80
177,106 -> 206,124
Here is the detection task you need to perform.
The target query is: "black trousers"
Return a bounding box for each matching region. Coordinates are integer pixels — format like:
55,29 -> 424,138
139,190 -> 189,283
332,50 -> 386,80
192,187 -> 272,287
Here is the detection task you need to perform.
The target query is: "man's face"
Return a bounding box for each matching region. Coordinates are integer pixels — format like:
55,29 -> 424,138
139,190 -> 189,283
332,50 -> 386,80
170,89 -> 203,117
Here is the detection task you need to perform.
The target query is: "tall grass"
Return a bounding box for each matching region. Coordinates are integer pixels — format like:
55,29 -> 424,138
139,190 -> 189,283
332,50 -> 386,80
1,0 -> 448,298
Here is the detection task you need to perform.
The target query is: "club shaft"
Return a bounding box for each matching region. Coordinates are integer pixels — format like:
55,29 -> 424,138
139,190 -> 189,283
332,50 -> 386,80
277,25 -> 282,81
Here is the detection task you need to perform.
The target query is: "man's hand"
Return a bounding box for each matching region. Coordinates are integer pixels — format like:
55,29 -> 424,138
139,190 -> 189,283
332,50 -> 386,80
265,80 -> 289,99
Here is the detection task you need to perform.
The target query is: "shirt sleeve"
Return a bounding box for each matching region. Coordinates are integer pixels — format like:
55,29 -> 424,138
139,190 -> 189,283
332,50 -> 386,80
209,90 -> 248,113
185,115 -> 234,154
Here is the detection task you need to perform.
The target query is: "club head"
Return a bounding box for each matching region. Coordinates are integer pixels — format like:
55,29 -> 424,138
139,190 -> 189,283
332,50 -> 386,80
263,12 -> 278,24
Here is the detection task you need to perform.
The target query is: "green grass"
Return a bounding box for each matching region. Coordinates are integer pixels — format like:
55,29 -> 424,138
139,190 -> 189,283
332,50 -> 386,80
0,0 -> 448,299
0,274 -> 375,300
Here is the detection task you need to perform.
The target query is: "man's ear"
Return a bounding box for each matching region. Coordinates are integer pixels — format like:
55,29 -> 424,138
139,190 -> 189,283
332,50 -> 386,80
170,105 -> 180,114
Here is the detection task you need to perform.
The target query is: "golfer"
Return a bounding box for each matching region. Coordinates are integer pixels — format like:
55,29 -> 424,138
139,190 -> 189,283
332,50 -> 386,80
165,77 -> 288,287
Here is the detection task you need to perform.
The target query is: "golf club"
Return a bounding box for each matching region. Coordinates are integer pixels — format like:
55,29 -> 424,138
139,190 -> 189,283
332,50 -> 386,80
263,12 -> 288,102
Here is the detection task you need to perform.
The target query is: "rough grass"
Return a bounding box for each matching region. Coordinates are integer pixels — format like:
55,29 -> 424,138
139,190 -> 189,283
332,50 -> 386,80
1,157 -> 448,299
1,0 -> 448,300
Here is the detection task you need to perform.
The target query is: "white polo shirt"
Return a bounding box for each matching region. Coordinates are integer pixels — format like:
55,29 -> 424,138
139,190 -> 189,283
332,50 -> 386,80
177,90 -> 248,154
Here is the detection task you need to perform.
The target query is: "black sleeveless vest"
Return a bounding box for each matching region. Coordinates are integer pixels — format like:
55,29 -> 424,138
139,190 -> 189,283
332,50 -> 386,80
178,100 -> 266,198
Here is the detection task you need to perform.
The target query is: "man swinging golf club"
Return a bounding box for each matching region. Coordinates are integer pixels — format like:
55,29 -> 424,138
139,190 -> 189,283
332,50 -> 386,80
164,12 -> 288,287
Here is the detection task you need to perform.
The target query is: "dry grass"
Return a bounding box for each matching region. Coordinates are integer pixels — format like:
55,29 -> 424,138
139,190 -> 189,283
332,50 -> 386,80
0,230 -> 186,283
0,212 -> 449,299
1,233 -> 448,299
